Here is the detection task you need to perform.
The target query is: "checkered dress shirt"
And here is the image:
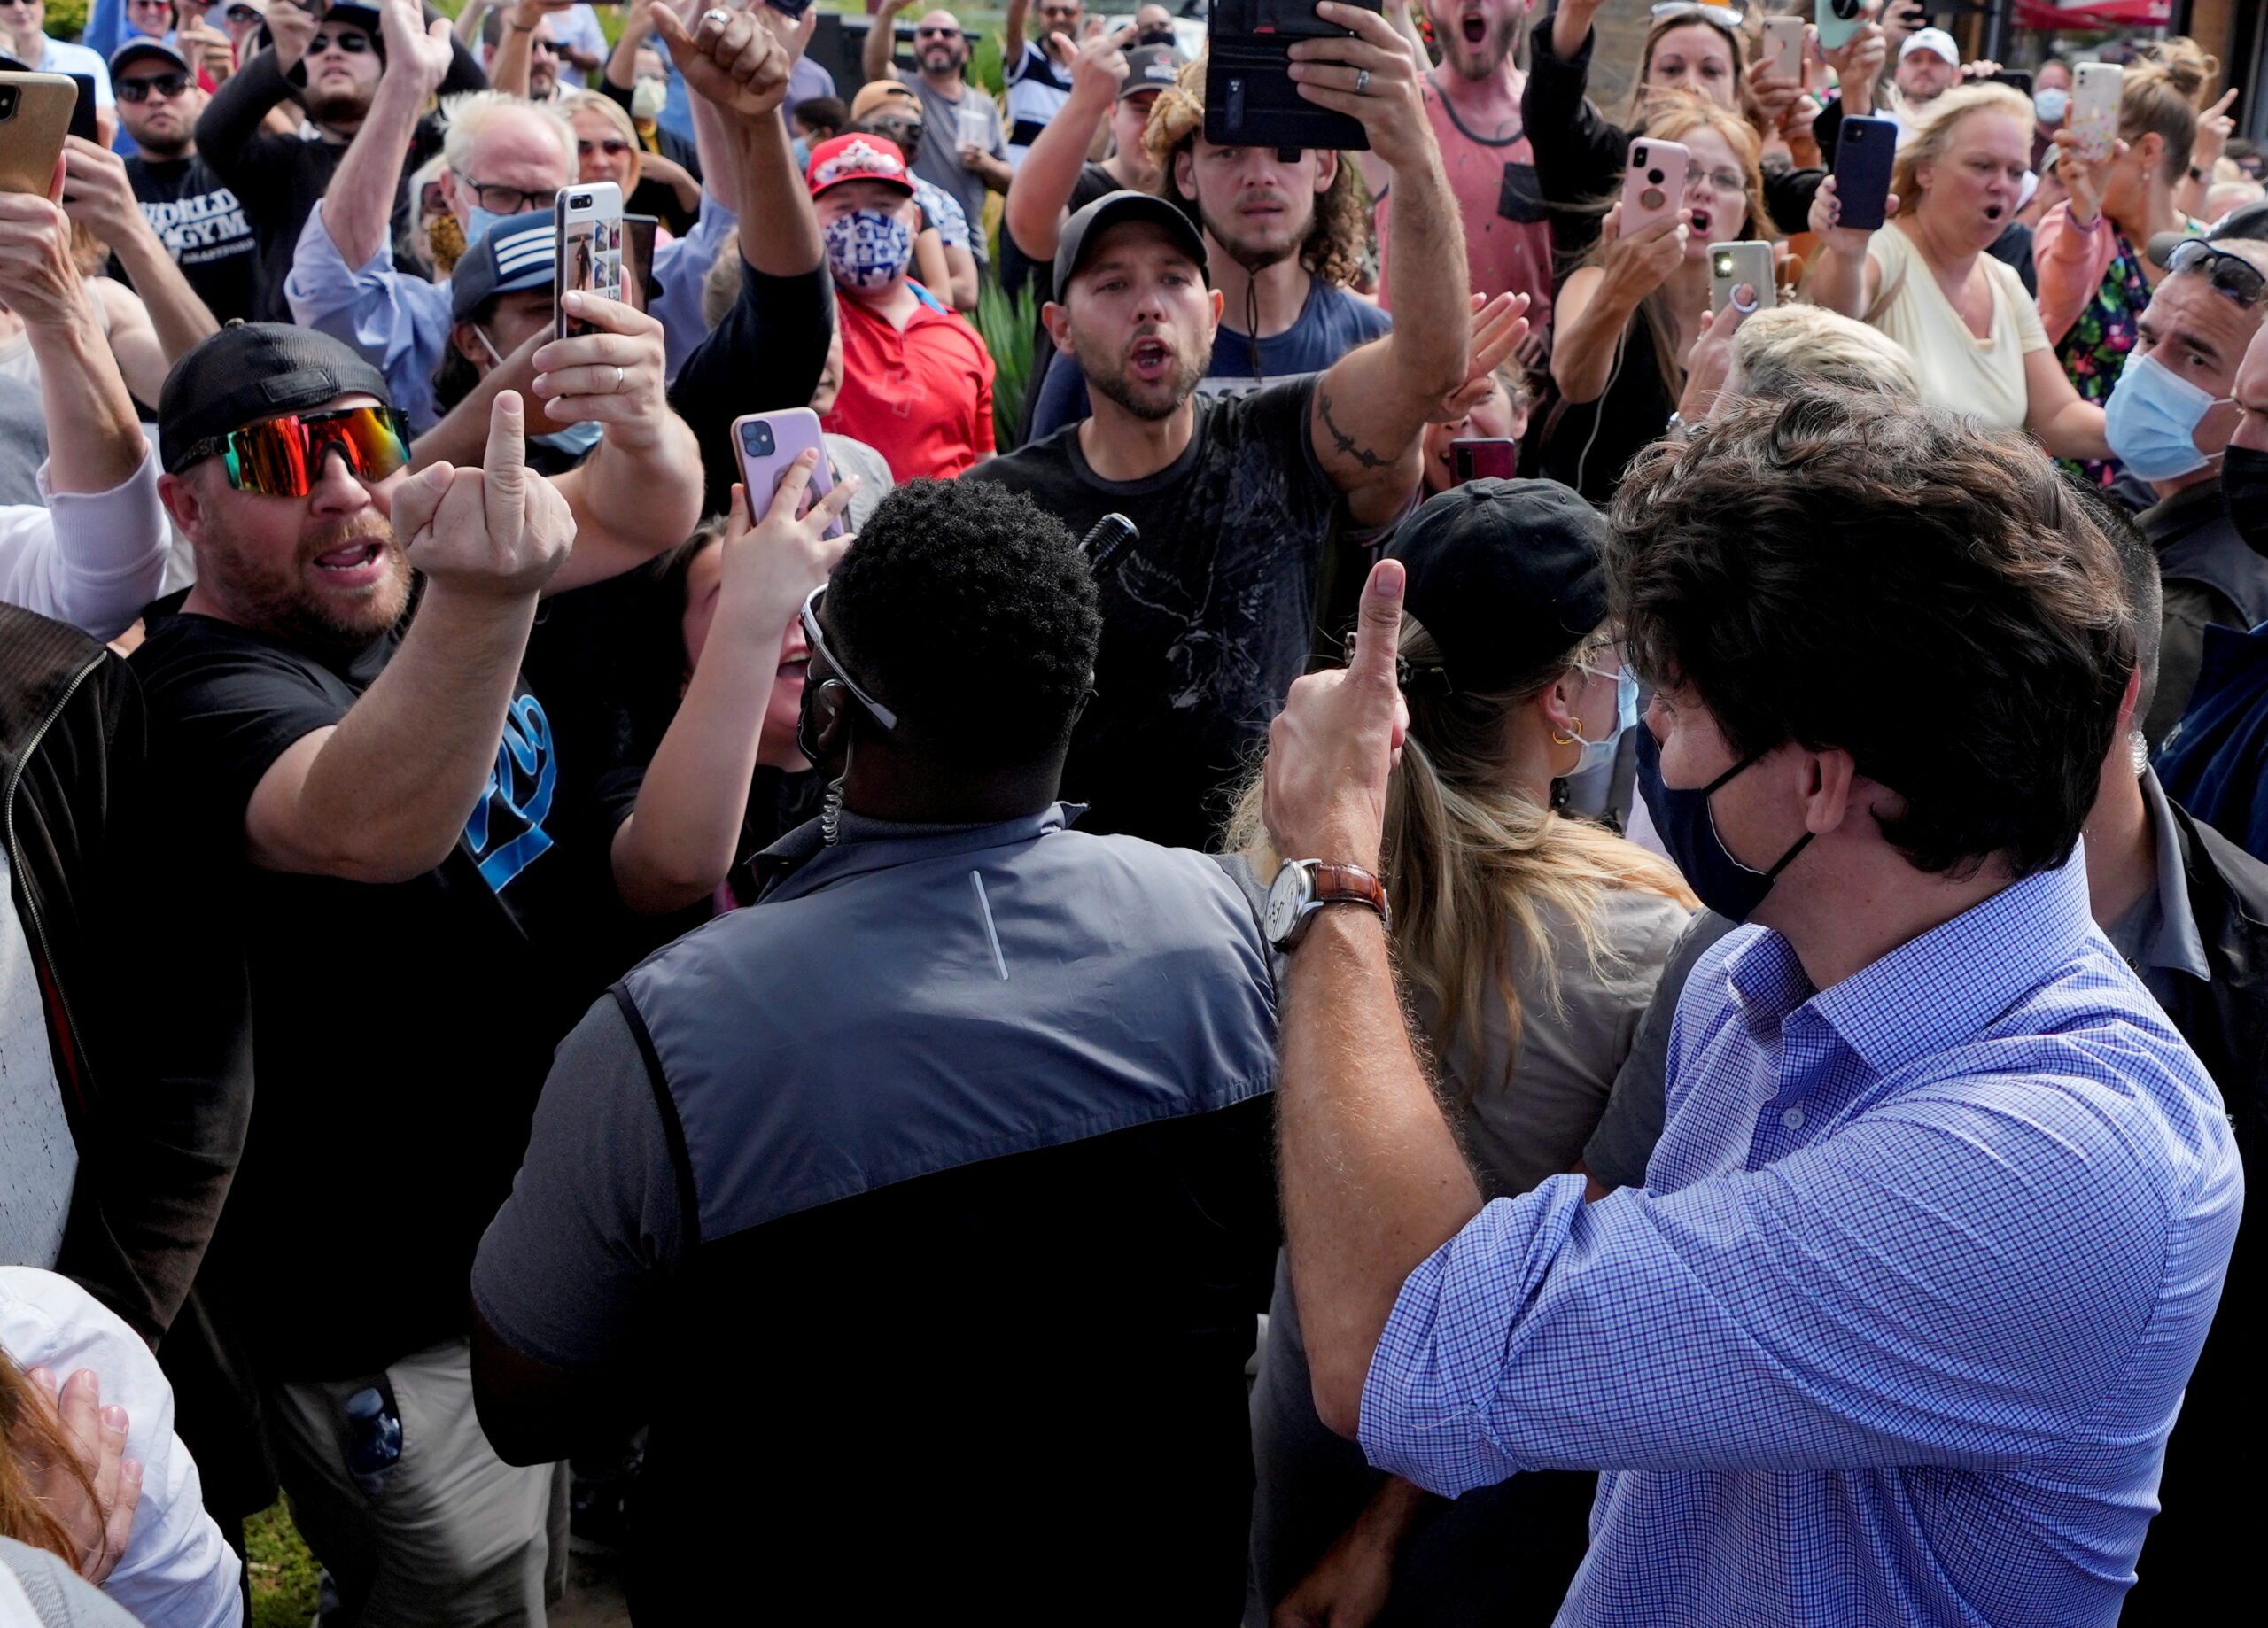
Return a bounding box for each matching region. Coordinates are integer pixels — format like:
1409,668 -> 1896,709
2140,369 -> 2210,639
1359,854 -> 2241,1627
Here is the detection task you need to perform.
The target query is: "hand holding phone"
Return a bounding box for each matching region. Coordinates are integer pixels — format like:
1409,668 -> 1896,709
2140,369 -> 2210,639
1709,241 -> 1776,316
0,74 -> 76,198
1449,439 -> 1518,484
733,409 -> 844,540
1621,138 -> 1690,238
1830,113 -> 1897,232
555,182 -> 625,341
2070,63 -> 2122,164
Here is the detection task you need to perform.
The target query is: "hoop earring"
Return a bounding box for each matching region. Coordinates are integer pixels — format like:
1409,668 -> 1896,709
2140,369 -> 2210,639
1550,717 -> 1581,748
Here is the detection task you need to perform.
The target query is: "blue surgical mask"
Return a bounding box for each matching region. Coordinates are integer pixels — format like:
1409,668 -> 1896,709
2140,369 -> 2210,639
532,419 -> 603,459
1571,660 -> 1640,779
463,205 -> 514,251
1635,727 -> 1814,924
2104,351 -> 2232,483
2033,86 -> 2070,125
823,208 -> 913,291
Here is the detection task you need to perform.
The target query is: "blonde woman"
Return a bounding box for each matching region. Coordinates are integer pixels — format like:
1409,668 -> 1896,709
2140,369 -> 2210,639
1240,482 -> 1695,1627
1806,81 -> 2109,458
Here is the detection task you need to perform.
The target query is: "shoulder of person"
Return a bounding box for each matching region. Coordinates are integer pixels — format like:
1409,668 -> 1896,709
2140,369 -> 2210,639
0,1268 -> 159,1396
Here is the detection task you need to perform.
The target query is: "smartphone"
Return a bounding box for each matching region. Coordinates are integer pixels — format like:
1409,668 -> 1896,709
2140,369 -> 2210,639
1205,0 -> 1387,154
1622,138 -> 1690,238
1761,17 -> 1804,81
1815,0 -> 1866,52
1987,68 -> 2033,98
619,213 -> 657,314
65,73 -> 98,144
2070,63 -> 2122,163
0,74 -> 78,196
1449,439 -> 1518,484
1833,114 -> 1898,232
1710,241 -> 1777,315
732,409 -> 843,539
553,181 -> 624,341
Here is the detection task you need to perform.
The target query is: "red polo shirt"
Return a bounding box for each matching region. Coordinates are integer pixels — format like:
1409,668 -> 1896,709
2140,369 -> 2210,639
823,293 -> 997,481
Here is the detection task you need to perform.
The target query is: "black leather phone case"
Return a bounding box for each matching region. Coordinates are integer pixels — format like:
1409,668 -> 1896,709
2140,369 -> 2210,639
1204,0 -> 1386,153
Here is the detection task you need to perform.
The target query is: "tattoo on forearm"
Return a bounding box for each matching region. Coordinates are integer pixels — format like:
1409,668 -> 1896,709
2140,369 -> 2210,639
1317,390 -> 1392,471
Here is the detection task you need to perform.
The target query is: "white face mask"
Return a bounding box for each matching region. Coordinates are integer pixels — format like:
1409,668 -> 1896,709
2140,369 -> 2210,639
631,76 -> 667,121
2034,86 -> 2070,126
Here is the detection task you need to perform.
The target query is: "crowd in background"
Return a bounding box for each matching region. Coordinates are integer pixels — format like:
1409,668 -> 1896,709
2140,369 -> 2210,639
0,1 -> 2260,1625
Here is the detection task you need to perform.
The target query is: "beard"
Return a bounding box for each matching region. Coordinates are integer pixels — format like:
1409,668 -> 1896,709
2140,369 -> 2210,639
1444,13 -> 1520,81
200,514 -> 412,655
1195,196 -> 1307,275
304,83 -> 374,128
1074,324 -> 1210,422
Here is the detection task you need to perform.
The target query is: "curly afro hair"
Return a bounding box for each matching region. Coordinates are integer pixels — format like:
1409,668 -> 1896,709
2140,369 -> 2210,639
827,479 -> 1102,766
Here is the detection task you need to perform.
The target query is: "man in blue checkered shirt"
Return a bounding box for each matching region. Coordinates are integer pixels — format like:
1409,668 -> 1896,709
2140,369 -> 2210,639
1252,389 -> 2243,1628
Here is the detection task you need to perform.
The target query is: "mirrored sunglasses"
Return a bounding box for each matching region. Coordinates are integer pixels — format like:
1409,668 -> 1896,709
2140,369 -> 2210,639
183,407 -> 413,497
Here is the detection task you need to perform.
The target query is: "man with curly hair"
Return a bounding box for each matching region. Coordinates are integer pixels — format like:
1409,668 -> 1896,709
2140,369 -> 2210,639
1022,44 -> 1395,438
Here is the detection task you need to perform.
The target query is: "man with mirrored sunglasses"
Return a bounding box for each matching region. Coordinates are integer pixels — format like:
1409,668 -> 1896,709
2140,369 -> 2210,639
127,322 -> 647,1624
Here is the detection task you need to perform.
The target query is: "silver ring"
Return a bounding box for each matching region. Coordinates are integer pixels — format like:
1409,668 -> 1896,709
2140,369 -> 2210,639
1355,68 -> 1371,94
613,365 -> 626,391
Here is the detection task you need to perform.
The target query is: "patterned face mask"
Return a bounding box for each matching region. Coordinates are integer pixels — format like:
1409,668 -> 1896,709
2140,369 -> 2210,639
823,208 -> 913,291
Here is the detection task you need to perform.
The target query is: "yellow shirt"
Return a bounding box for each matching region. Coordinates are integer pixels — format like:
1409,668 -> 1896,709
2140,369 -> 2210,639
1865,224 -> 2047,431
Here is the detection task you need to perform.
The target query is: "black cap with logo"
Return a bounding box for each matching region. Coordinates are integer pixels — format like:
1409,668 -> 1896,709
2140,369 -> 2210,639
159,323 -> 394,473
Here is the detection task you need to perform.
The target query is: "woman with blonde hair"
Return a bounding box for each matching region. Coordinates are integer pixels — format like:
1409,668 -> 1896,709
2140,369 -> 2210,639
559,89 -> 701,239
1242,482 -> 1695,1627
2036,46 -> 2211,485
1806,81 -> 2109,458
1539,92 -> 1774,500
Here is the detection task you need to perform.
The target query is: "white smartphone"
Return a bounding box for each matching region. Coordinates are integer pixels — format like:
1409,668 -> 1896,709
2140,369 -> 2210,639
2070,63 -> 2123,163
732,408 -> 843,539
554,180 -> 624,341
1622,138 -> 1691,237
1761,17 -> 1804,82
1710,241 -> 1777,315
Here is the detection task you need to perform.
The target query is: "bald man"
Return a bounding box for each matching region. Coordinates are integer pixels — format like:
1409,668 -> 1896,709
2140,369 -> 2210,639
864,0 -> 1013,262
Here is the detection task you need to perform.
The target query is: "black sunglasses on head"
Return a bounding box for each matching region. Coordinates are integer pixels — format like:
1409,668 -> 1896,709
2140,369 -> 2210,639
2169,239 -> 2267,309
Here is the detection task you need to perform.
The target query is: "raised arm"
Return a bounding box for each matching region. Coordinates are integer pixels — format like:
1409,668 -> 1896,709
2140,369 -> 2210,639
321,0 -> 454,270
1262,561 -> 1483,1435
491,0 -> 569,97
863,0 -> 913,84
229,395 -> 575,884
1799,175 -> 1884,320
1523,3 -> 1630,265
455,0 -> 494,47
0,182 -> 142,497
2023,348 -> 2109,463
190,45 -> 301,199
654,0 -> 819,277
1006,26 -> 1129,261
605,1 -> 655,89
1005,0 -> 1033,60
58,137 -> 220,370
1297,5 -> 1471,525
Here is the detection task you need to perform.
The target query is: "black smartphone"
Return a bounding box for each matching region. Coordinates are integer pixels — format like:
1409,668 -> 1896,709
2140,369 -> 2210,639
1449,438 -> 1518,484
66,73 -> 97,144
1205,0 -> 1386,154
1834,114 -> 1898,234
1988,69 -> 2033,97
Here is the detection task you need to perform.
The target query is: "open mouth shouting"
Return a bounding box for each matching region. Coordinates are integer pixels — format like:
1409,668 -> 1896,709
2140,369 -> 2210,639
1688,205 -> 1713,238
1127,331 -> 1176,385
309,536 -> 393,590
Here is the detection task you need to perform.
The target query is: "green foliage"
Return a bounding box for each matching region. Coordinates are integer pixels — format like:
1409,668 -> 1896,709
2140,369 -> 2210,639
246,1501 -> 323,1628
45,0 -> 89,44
974,275 -> 1037,454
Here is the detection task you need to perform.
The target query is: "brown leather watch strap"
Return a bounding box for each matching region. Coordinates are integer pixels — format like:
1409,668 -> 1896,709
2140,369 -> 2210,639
1310,863 -> 1391,928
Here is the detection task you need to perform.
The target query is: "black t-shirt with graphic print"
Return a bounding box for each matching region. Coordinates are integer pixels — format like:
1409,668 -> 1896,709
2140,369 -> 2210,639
121,155 -> 261,325
131,598 -> 615,1379
968,378 -> 1346,852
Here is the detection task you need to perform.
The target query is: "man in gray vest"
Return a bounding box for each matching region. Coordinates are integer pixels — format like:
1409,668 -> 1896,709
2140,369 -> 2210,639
470,477 -> 1280,1624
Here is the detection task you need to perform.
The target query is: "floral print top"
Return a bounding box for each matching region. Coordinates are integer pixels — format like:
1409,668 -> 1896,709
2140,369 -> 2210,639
2058,221 -> 2202,489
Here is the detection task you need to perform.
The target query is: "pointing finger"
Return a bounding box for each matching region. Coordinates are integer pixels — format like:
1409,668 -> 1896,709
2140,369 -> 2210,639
1348,559 -> 1405,691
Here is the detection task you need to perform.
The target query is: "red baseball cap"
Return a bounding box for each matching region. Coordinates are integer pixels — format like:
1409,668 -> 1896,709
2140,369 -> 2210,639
805,134 -> 917,199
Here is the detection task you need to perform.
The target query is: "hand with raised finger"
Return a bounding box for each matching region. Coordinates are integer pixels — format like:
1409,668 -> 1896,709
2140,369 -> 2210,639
1286,1 -> 1429,174
23,1368 -> 142,1585
2194,87 -> 2238,175
408,392 -> 576,600
529,291 -> 670,448
1429,291 -> 1527,423
1068,24 -> 1133,100
1262,558 -> 1410,869
718,454 -> 858,641
268,0 -> 321,71
653,3 -> 791,122
1678,296 -> 1745,423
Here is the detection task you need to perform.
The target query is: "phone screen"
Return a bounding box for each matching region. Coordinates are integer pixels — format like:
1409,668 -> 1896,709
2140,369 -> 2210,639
556,205 -> 624,340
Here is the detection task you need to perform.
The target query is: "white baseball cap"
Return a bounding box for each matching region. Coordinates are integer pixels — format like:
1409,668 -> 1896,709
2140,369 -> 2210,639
1900,28 -> 1959,66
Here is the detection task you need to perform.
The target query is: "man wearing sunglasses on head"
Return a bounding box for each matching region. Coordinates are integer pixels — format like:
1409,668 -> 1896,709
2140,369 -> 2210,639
2102,212 -> 2268,744
128,323 -> 642,1623
104,35 -> 260,324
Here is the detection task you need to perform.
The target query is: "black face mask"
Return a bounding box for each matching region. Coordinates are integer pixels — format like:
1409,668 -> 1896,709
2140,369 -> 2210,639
1635,726 -> 1815,924
2224,443 -> 2268,556
1138,26 -> 1177,43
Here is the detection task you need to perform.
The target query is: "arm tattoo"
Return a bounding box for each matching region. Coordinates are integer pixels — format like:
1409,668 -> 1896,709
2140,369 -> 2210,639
1317,390 -> 1393,471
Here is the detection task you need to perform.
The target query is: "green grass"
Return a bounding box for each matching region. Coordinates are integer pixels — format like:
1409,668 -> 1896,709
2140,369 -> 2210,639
246,1501 -> 323,1628
974,275 -> 1037,451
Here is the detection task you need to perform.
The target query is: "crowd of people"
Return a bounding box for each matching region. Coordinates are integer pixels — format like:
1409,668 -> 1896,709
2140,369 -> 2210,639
0,0 -> 2259,1625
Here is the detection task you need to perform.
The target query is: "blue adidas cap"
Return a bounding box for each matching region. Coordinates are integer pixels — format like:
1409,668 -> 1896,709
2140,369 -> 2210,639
450,207 -> 557,322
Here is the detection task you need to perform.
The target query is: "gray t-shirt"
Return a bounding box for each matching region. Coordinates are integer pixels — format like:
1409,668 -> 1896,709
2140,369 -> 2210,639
0,375 -> 48,508
0,848 -> 74,1269
1581,909 -> 1740,1193
894,68 -> 1008,261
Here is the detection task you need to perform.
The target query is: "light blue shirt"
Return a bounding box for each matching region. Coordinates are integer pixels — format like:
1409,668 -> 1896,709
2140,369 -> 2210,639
284,190 -> 738,431
1359,851 -> 2241,1627
34,35 -> 113,105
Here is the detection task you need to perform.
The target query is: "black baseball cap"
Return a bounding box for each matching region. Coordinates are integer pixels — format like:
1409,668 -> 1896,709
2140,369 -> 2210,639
2146,201 -> 2268,269
1053,189 -> 1209,297
159,323 -> 393,472
1387,479 -> 1612,694
1120,45 -> 1184,100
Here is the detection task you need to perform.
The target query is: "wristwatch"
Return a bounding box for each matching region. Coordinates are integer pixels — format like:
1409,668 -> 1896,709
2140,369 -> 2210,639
1264,859 -> 1391,953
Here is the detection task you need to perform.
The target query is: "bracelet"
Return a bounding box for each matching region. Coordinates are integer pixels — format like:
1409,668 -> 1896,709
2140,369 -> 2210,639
2071,210 -> 2103,233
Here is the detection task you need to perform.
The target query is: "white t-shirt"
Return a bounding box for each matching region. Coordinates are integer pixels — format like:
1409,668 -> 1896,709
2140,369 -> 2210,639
0,849 -> 71,1272
35,37 -> 113,107
1866,222 -> 2048,431
0,1269 -> 239,1628
0,441 -> 171,640
1004,39 -> 1074,165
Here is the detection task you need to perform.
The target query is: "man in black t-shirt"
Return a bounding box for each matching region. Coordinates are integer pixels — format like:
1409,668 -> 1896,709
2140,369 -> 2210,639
109,37 -> 260,323
129,324 -> 619,1623
968,5 -> 1523,850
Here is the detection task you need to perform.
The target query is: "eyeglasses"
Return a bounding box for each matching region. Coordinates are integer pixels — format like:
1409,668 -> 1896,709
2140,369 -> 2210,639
1687,165 -> 1747,195
1649,2 -> 1744,27
118,72 -> 194,101
128,0 -> 172,12
799,585 -> 899,731
182,406 -> 413,497
307,28 -> 373,55
578,137 -> 633,158
454,173 -> 560,214
2168,239 -> 2267,309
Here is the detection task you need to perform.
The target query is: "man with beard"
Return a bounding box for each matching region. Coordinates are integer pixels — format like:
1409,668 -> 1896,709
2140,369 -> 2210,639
970,3 -> 1518,852
128,324 -> 626,1621
862,1 -> 1012,269
105,35 -> 261,324
192,0 -> 483,318
1022,50 -> 1396,439
1368,0 -> 1550,346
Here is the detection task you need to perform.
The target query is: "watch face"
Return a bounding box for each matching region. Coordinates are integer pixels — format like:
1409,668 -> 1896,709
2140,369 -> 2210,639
1264,862 -> 1309,946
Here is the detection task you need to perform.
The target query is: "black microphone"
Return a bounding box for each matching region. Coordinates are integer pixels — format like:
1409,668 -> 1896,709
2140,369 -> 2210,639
1078,512 -> 1138,578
